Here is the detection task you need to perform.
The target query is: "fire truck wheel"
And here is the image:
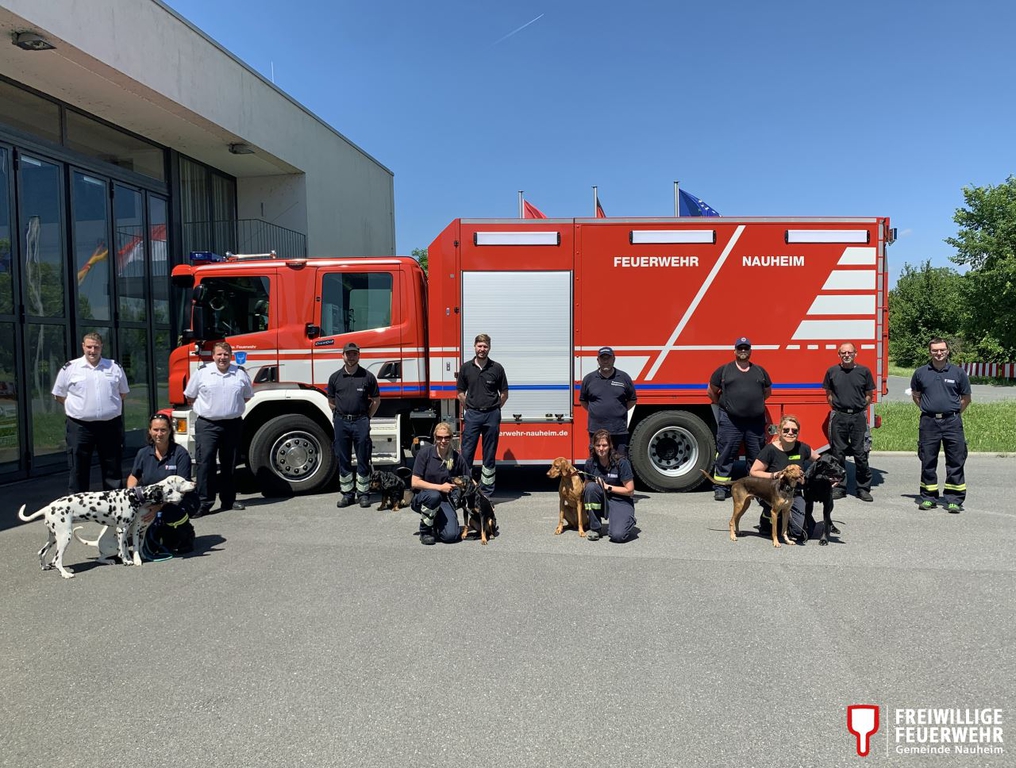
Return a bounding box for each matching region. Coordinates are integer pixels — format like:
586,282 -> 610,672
629,410 -> 714,492
248,414 -> 337,495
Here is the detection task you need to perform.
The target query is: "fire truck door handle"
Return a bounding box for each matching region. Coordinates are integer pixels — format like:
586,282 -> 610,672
305,323 -> 321,339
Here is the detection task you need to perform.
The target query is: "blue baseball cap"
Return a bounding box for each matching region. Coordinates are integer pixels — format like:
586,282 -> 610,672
734,337 -> 751,348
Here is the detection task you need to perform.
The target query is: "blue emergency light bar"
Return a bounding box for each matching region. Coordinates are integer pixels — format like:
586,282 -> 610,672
189,251 -> 224,262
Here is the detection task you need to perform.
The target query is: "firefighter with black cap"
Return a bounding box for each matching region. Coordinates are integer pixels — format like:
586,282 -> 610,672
707,336 -> 772,501
580,346 -> 637,458
457,333 -> 509,498
910,337 -> 971,512
327,342 -> 380,508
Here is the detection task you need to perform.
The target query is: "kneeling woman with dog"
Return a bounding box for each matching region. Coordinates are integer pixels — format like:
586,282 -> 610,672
750,414 -> 820,542
583,429 -> 636,542
411,422 -> 471,545
127,413 -> 198,556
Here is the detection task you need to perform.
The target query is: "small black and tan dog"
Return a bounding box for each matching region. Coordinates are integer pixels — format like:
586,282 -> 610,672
451,474 -> 498,545
368,467 -> 412,511
803,454 -> 846,545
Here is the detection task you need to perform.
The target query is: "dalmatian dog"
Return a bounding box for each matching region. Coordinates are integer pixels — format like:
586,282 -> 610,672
17,476 -> 196,579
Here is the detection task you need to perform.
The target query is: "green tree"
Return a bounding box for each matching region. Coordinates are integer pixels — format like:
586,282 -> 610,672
888,261 -> 965,367
946,176 -> 1016,360
412,247 -> 428,275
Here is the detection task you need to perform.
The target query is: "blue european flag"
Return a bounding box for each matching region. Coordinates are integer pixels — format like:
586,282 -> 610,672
678,189 -> 720,217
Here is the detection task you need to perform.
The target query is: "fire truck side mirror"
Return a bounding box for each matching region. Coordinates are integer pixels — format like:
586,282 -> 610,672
305,323 -> 321,339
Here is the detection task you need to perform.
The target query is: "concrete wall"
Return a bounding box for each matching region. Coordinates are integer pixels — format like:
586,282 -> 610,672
0,0 -> 394,257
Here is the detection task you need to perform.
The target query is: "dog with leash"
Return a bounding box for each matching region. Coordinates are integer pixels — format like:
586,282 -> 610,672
547,457 -> 587,537
17,476 -> 196,579
701,465 -> 805,547
803,453 -> 847,546
451,474 -> 498,544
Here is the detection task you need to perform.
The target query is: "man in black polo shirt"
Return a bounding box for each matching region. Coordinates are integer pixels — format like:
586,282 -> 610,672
457,333 -> 509,498
580,346 -> 637,457
910,337 -> 972,513
708,336 -> 772,501
327,342 -> 380,508
823,342 -> 876,501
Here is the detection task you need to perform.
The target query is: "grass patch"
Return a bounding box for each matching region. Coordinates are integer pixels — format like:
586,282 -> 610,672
873,401 -> 1016,452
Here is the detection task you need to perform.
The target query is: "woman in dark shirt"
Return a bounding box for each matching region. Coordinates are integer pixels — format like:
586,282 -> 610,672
582,429 -> 636,542
411,421 -> 471,545
128,414 -> 196,546
750,414 -> 820,541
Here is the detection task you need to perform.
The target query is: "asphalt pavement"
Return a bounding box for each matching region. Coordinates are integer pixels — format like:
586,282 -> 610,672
3,455 -> 1014,768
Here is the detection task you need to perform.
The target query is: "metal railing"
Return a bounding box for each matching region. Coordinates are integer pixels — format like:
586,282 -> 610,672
182,219 -> 308,259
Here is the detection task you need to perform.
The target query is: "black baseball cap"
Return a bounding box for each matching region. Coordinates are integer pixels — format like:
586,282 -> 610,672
597,346 -> 615,357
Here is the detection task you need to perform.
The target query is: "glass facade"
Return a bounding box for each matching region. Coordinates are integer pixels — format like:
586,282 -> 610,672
0,76 -> 237,480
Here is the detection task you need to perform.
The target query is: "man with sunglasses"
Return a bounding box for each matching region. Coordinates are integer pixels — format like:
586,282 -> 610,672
708,337 -> 772,501
328,342 -> 381,509
823,343 -> 876,502
910,338 -> 971,513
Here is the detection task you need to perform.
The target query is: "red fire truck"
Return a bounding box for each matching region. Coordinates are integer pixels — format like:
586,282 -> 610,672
169,216 -> 892,494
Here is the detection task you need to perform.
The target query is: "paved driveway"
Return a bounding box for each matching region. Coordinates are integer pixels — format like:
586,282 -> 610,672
3,455 -> 1014,768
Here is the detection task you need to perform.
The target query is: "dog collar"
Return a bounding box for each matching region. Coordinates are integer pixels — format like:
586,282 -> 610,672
132,486 -> 146,505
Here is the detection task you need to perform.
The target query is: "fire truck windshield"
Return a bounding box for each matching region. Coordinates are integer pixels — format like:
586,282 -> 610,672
190,276 -> 270,339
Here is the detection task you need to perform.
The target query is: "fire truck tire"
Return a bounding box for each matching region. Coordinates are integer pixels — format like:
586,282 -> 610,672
248,414 -> 336,495
629,410 -> 714,492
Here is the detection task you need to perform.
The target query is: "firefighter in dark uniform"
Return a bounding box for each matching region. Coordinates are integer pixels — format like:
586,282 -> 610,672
184,341 -> 253,516
910,337 -> 971,512
823,342 -> 876,502
457,333 -> 509,498
51,332 -> 130,493
708,337 -> 772,501
327,342 -> 380,508
579,346 -> 637,458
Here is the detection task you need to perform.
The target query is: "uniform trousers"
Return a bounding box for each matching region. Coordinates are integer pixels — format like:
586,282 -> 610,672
582,483 -> 636,542
712,410 -> 766,490
195,416 -> 242,511
460,408 -> 500,495
411,489 -> 461,543
66,416 -> 123,493
829,410 -> 872,492
334,415 -> 371,498
918,413 -> 967,504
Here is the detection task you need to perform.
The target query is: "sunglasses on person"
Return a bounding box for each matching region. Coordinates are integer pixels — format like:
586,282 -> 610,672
434,435 -> 452,442
781,427 -> 799,435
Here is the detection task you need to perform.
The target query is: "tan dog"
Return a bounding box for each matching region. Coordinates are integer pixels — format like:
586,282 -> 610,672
547,457 -> 587,537
701,465 -> 805,548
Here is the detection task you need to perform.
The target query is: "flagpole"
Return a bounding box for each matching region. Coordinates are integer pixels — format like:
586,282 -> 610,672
592,185 -> 598,217
674,181 -> 680,217
518,190 -> 524,218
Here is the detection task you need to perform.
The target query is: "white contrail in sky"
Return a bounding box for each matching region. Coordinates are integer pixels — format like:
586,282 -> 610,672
493,13 -> 544,45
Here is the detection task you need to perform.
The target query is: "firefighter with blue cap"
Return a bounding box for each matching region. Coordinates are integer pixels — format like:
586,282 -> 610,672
328,342 -> 380,508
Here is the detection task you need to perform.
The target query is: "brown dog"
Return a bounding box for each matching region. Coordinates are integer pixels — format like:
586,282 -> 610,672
701,465 -> 805,548
547,457 -> 587,537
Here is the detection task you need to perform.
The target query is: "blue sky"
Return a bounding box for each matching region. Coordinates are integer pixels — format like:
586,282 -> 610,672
164,0 -> 1016,285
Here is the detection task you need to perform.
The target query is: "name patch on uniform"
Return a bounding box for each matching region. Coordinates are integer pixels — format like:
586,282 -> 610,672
610,381 -> 627,387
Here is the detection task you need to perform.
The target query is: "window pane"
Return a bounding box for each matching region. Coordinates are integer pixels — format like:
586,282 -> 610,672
180,158 -> 209,256
19,155 -> 65,319
72,171 -> 111,322
114,185 -> 146,322
65,110 -> 165,181
0,321 -> 20,467
27,323 -> 66,458
154,328 -> 170,410
212,174 -> 236,254
0,79 -> 60,143
118,327 -> 149,436
320,273 -> 393,336
0,148 -> 12,315
149,196 -> 170,323
199,276 -> 270,337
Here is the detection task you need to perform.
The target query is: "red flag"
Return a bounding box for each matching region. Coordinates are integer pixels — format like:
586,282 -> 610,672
523,200 -> 547,219
595,196 -> 606,218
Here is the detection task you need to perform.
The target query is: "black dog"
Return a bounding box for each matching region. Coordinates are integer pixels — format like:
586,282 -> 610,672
369,468 -> 411,511
450,475 -> 498,545
803,454 -> 847,545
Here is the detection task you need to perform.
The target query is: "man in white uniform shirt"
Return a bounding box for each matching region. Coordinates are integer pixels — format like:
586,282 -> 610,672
52,332 -> 130,493
184,341 -> 253,516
